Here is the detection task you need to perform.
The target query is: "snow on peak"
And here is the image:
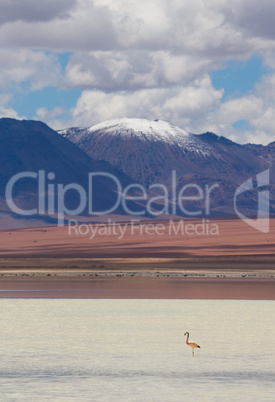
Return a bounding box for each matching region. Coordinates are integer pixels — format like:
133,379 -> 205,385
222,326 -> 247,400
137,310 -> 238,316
88,118 -> 190,140
59,118 -> 213,156
86,118 -> 212,155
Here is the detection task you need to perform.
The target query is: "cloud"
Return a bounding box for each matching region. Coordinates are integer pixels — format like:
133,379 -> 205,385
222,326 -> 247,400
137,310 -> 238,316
63,50 -> 215,91
1,0 -> 270,97
0,94 -> 25,119
1,1 -> 274,71
0,0 -> 270,57
191,72 -> 275,144
2,0 -> 275,145
35,106 -> 65,121
0,49 -> 62,90
248,73 -> 275,142
0,1 -> 117,52
32,106 -> 69,130
220,0 -> 275,40
70,75 -> 223,128
0,0 -> 77,25
211,96 -> 263,125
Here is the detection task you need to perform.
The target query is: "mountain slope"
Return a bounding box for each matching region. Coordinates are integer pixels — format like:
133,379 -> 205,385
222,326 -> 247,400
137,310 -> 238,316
59,118 -> 271,215
0,118 -> 141,223
60,119 -> 265,186
60,119 -> 213,187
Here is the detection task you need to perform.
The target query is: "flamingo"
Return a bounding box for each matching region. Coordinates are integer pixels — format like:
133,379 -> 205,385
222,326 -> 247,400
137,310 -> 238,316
184,332 -> 201,356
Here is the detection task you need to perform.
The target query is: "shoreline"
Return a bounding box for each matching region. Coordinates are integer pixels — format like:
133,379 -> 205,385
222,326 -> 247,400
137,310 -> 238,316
0,256 -> 275,275
0,276 -> 274,300
0,257 -> 274,300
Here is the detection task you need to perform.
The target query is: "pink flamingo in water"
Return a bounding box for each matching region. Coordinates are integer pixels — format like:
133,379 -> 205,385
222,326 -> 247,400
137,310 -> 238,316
184,332 -> 201,356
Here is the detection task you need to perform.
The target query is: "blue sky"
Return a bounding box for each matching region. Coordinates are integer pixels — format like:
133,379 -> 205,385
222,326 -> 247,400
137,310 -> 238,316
211,56 -> 267,100
1,0 -> 275,144
11,86 -> 81,121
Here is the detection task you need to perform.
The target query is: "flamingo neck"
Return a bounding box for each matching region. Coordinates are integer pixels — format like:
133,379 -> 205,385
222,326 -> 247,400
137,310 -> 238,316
186,333 -> 189,344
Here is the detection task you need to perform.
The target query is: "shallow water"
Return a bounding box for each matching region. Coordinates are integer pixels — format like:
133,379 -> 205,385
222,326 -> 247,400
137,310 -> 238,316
0,299 -> 274,401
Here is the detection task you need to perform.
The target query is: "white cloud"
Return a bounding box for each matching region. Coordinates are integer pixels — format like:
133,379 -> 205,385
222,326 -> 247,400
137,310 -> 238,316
211,96 -> 263,125
0,49 -> 62,90
70,75 -> 223,129
32,106 -> 69,131
35,106 -> 65,121
248,73 -> 275,142
189,72 -> 275,144
0,94 -> 25,119
63,51 -> 216,91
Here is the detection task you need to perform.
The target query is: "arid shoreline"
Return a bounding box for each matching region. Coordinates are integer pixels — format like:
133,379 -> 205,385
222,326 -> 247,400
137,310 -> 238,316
0,256 -> 274,300
1,219 -> 275,299
0,255 -> 275,275
0,274 -> 274,300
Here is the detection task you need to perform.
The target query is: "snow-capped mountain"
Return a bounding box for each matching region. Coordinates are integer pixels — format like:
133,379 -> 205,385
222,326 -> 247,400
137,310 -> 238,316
0,117 -> 274,223
59,118 -> 275,216
60,119 -> 265,184
63,118 -> 208,151
60,119 -> 213,182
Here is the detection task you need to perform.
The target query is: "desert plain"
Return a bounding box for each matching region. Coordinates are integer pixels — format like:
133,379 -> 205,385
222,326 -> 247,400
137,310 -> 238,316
0,217 -> 274,299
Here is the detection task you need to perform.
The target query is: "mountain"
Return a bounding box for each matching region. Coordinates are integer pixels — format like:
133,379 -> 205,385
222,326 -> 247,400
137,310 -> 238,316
59,118 -> 273,216
0,118 -> 143,225
59,119 -> 265,186
60,119 -> 211,188
1,117 -> 273,227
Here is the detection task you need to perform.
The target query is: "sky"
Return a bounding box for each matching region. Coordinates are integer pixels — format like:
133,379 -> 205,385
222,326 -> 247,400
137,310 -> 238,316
1,0 -> 275,144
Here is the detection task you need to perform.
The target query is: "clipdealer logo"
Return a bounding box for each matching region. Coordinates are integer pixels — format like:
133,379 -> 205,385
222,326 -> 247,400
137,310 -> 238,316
4,170 -> 219,225
234,169 -> 270,233
4,168 -> 271,233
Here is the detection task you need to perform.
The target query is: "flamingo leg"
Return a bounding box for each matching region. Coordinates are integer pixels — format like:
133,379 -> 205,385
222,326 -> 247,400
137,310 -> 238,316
192,348 -> 194,356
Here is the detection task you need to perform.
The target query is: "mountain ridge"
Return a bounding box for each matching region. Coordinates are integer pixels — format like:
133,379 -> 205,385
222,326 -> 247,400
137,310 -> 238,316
0,117 -> 274,228
0,118 -> 143,225
58,118 -> 267,184
59,117 -> 275,216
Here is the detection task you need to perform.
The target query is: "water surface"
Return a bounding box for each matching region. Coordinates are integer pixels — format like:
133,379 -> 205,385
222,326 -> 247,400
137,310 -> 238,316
0,299 -> 274,401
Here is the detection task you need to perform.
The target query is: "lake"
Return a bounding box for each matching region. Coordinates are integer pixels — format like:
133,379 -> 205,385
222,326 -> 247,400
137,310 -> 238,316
0,299 -> 274,401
